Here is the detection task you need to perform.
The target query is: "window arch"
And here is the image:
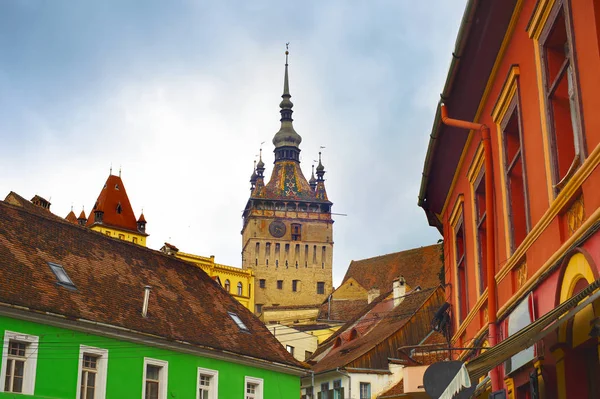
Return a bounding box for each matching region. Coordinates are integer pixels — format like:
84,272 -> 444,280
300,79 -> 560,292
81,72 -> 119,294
224,280 -> 230,292
237,282 -> 243,296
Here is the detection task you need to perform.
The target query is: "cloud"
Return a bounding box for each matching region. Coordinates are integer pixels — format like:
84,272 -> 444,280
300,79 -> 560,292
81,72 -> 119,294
0,0 -> 466,286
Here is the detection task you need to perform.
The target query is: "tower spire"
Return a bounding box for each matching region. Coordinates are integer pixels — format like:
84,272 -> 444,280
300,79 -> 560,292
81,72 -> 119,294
272,43 -> 302,158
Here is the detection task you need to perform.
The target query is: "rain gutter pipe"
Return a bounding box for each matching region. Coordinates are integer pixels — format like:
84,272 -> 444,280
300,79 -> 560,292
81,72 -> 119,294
336,368 -> 351,399
440,103 -> 500,392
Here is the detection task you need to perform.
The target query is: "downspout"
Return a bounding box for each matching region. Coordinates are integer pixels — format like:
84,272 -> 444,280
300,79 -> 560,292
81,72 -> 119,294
440,104 -> 500,392
336,368 -> 351,399
311,371 -> 315,399
328,294 -> 332,320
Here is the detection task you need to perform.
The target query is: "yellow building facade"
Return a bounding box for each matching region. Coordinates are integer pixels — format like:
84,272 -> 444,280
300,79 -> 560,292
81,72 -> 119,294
161,243 -> 255,311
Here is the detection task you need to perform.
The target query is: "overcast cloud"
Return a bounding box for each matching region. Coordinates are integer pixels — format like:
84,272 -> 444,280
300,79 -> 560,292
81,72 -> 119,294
0,1 -> 465,286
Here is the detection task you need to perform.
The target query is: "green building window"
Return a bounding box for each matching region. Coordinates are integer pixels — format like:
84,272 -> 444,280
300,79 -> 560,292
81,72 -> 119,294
197,367 -> 218,399
4,341 -> 26,393
80,354 -> 98,399
143,359 -> 168,399
1,331 -> 39,395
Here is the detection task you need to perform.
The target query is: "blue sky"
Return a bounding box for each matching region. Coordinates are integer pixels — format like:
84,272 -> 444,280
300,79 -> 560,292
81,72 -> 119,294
0,1 -> 465,286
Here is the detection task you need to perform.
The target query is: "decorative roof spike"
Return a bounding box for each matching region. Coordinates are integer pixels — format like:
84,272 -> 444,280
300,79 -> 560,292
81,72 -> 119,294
316,151 -> 325,180
309,164 -> 317,190
256,148 -> 265,173
272,43 -> 302,150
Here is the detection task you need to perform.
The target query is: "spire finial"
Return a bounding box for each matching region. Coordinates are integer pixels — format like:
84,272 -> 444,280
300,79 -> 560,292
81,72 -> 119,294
285,42 -> 289,65
283,43 -> 290,96
273,43 -> 302,151
110,163 -> 113,175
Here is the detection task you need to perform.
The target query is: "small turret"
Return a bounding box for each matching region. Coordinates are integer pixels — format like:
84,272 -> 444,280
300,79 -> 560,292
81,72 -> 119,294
137,212 -> 147,233
250,161 -> 258,191
78,208 -> 87,226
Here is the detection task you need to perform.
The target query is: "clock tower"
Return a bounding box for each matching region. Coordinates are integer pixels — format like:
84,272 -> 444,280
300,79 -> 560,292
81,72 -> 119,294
241,50 -> 333,314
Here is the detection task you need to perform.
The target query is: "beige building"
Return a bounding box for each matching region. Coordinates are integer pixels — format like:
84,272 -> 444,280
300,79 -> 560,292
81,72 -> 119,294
266,324 -> 318,363
241,51 -> 334,315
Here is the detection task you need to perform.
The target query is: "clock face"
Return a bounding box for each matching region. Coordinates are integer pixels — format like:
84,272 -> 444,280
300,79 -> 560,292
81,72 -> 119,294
269,220 -> 286,238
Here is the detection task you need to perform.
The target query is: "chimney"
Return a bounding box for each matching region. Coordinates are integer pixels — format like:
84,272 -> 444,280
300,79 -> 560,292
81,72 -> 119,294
142,285 -> 151,318
367,288 -> 380,304
393,276 -> 406,307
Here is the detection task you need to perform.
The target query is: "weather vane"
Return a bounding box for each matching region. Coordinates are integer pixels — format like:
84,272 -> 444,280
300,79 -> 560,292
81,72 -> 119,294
285,42 -> 290,64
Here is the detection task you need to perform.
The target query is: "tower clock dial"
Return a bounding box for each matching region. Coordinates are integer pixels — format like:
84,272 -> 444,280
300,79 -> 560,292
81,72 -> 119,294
269,220 -> 286,238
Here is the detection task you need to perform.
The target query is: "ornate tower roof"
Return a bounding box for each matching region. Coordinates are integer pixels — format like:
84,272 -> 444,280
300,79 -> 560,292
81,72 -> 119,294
65,207 -> 78,224
315,152 -> 329,201
86,174 -> 147,235
250,47 -> 331,204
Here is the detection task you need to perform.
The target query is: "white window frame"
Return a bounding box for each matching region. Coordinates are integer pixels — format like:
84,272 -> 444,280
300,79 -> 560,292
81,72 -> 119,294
196,367 -> 218,399
244,376 -> 263,399
76,345 -> 109,399
0,330 -> 39,394
142,358 -> 168,399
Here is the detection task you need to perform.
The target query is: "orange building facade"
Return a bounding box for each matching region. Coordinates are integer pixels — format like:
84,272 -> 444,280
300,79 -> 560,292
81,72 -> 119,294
419,1 -> 600,398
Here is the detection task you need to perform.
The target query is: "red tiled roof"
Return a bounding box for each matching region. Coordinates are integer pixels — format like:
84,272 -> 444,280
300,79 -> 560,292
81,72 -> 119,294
138,212 -> 146,223
86,174 -> 141,233
252,161 -> 330,203
378,379 -> 404,398
311,287 -> 443,373
4,192 -> 61,220
342,244 -> 443,291
0,199 -> 303,369
78,209 -> 87,220
65,210 -> 78,224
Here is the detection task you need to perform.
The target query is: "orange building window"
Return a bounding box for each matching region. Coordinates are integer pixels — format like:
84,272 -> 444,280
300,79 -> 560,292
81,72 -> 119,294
502,97 -> 531,253
539,0 -> 584,191
474,172 -> 487,294
454,213 -> 468,324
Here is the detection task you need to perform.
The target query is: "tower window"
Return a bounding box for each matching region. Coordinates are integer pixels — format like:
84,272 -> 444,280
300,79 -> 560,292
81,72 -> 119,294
276,260 -> 279,268
277,280 -> 283,290
116,202 -> 122,214
317,282 -> 325,295
292,280 -> 300,292
285,260 -> 288,268
295,261 -> 298,269
255,258 -> 258,266
259,279 -> 266,288
313,245 -> 317,264
291,224 -> 301,240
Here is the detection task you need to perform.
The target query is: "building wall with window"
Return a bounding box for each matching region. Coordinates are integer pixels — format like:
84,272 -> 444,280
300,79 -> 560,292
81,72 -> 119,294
419,0 -> 600,398
0,315 -> 300,399
266,324 -> 318,363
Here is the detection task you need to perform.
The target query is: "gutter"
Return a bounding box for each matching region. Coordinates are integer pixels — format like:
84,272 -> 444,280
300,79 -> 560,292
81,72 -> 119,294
336,368 -> 351,399
417,0 -> 478,219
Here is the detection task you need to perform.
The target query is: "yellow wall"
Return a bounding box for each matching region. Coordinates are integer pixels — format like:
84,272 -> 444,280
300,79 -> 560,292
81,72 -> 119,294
332,277 -> 368,300
91,225 -> 147,247
175,252 -> 255,312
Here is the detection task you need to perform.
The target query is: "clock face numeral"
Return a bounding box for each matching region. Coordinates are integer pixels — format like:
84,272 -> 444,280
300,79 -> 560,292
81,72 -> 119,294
269,220 -> 286,238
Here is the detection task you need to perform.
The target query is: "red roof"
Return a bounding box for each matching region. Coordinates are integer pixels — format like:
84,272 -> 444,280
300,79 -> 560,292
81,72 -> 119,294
0,198 -> 302,369
86,174 -> 141,233
65,210 -> 78,224
310,287 -> 444,373
78,209 -> 86,220
342,244 -> 443,291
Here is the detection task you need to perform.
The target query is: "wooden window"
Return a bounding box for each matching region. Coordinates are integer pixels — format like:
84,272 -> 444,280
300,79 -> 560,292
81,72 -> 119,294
80,354 -> 98,399
291,224 -> 302,240
333,380 -> 343,399
145,365 -> 160,399
502,97 -> 531,253
359,383 -> 371,399
539,0 -> 585,191
197,368 -> 218,399
474,171 -> 487,294
245,377 -> 263,399
142,359 -> 167,399
77,346 -> 108,399
455,214 -> 469,324
1,332 -> 39,395
4,341 -> 26,393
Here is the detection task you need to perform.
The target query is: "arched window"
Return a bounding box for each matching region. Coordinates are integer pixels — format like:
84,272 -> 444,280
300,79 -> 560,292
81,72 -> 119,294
224,280 -> 230,292
237,282 -> 243,296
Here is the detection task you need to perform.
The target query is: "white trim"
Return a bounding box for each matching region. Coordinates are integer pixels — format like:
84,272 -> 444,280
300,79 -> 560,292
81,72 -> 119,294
142,357 -> 168,399
196,367 -> 218,399
0,330 -> 39,394
76,345 -> 109,399
244,376 -> 264,399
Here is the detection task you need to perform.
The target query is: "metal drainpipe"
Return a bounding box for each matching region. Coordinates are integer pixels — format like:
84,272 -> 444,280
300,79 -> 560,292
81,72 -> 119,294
336,368 -> 351,399
440,104 -> 499,391
328,294 -> 332,320
311,371 -> 315,399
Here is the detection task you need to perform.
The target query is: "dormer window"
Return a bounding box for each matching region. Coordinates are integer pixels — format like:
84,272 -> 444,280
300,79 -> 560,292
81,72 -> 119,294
228,312 -> 249,332
116,203 -> 122,214
333,337 -> 342,349
115,184 -> 119,190
349,329 -> 358,341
